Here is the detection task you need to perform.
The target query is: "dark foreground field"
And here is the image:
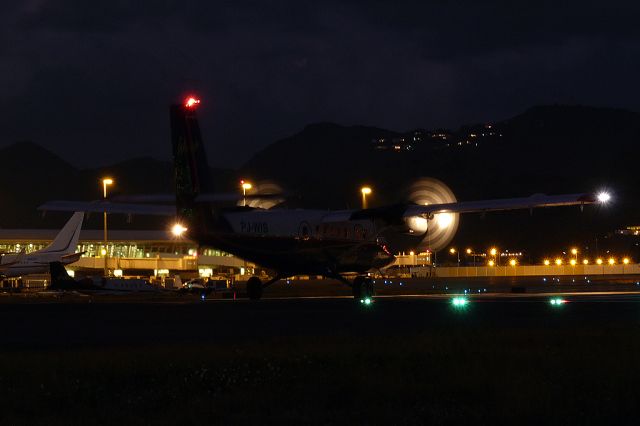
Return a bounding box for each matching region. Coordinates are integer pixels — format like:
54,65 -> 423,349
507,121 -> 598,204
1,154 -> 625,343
0,295 -> 639,425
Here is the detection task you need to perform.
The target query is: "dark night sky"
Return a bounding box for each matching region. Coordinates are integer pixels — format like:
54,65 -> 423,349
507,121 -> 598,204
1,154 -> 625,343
1,1 -> 639,168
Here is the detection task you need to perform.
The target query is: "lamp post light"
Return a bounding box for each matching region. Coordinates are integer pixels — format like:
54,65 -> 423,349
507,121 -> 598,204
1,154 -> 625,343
240,180 -> 252,206
596,257 -> 604,275
571,248 -> 578,262
361,186 -> 372,209
102,178 -> 113,277
449,247 -> 460,267
466,248 -> 476,266
489,247 -> 498,266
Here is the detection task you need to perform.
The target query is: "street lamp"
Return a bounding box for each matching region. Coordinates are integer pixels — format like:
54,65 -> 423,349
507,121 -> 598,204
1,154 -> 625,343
466,248 -> 477,266
240,180 -> 252,206
489,247 -> 498,266
571,248 -> 578,262
102,177 -> 113,277
449,247 -> 460,267
361,186 -> 372,209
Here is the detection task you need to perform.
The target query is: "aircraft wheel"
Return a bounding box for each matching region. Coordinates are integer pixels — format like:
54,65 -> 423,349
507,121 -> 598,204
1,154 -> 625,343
246,276 -> 263,300
363,277 -> 375,299
352,276 -> 365,300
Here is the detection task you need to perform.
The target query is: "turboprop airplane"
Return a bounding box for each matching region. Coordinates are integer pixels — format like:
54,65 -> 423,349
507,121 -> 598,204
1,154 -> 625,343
40,97 -> 608,301
0,212 -> 84,278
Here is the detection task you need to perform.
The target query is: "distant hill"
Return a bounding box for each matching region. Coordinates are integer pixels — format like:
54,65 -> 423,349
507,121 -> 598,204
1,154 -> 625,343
239,105 -> 640,255
240,105 -> 639,205
0,142 -> 234,229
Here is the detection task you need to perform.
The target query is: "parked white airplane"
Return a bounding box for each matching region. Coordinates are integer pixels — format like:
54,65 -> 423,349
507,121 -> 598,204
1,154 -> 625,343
0,212 -> 84,278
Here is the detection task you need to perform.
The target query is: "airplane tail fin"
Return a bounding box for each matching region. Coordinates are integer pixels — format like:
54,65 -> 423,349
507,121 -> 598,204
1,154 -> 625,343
40,212 -> 84,255
170,97 -> 214,237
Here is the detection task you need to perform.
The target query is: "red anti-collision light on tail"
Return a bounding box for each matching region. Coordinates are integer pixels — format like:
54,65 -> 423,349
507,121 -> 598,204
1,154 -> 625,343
184,97 -> 201,108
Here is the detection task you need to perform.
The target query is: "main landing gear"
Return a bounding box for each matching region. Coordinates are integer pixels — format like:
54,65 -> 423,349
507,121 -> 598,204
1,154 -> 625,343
246,276 -> 263,300
246,274 -> 375,302
246,275 -> 282,300
352,276 -> 375,303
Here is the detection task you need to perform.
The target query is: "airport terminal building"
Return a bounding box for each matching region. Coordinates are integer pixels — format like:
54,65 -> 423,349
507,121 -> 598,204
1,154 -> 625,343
0,228 -> 251,283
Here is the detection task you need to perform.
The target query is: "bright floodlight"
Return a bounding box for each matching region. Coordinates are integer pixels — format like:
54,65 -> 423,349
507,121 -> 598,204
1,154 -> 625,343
172,223 -> 188,237
361,186 -> 372,195
597,192 -> 611,203
185,97 -> 201,108
241,182 -> 252,191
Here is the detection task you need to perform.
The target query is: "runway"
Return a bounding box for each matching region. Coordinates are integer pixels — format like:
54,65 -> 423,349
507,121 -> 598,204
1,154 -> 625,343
2,291 -> 640,424
2,291 -> 640,350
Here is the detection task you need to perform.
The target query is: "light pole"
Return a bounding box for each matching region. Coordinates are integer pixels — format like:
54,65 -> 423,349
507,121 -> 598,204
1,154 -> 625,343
102,178 -> 113,277
449,247 -> 460,267
240,180 -> 252,206
571,248 -> 578,263
466,248 -> 476,266
361,186 -> 372,209
489,247 -> 498,266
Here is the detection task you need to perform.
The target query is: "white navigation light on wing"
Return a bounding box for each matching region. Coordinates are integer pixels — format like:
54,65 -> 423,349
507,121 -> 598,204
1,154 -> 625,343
172,223 -> 188,237
597,192 -> 611,203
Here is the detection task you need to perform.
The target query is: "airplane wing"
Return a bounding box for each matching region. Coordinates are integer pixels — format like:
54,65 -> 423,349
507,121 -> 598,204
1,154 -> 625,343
402,193 -> 597,218
111,193 -> 287,203
39,201 -> 176,216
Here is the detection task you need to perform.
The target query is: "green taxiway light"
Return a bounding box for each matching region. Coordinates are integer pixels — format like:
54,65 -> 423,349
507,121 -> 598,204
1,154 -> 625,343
451,297 -> 469,307
549,298 -> 566,306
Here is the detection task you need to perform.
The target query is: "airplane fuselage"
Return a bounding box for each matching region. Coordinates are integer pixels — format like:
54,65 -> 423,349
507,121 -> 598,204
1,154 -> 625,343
195,208 -> 403,275
0,251 -> 82,278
